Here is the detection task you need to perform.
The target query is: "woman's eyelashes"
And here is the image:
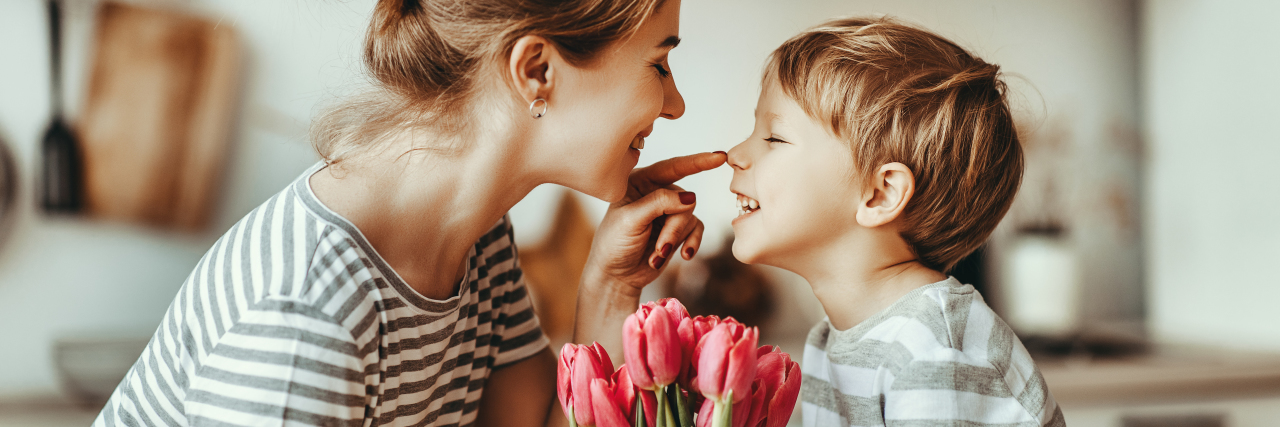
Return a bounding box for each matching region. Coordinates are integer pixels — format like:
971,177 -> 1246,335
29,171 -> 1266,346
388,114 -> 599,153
652,63 -> 671,78
764,135 -> 789,144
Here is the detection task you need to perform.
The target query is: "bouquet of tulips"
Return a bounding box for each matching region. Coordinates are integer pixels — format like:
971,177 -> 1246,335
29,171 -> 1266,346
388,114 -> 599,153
558,298 -> 801,427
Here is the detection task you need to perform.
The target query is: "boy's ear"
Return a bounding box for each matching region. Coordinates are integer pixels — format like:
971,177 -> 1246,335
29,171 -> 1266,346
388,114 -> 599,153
508,35 -> 557,105
855,162 -> 916,228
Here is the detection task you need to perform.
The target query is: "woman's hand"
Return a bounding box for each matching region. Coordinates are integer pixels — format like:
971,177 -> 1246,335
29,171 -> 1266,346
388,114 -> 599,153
575,151 -> 726,355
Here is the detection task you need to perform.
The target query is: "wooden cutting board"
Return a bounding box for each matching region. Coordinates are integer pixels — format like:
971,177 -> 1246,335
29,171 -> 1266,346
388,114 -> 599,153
78,2 -> 239,230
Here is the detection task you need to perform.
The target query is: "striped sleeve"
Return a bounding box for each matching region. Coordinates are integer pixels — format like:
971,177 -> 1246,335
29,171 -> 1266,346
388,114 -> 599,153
881,302 -> 1066,426
489,217 -> 550,368
185,296 -> 367,426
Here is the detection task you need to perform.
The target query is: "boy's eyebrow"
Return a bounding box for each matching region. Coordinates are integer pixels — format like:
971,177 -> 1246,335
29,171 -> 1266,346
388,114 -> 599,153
656,36 -> 681,49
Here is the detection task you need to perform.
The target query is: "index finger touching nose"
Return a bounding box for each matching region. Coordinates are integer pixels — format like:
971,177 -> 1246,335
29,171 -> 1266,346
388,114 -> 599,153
632,151 -> 728,189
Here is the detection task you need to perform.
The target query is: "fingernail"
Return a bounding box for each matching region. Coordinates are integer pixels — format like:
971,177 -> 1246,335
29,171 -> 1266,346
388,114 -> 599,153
685,247 -> 696,258
713,151 -> 727,155
679,192 -> 696,205
661,243 -> 673,258
654,256 -> 667,269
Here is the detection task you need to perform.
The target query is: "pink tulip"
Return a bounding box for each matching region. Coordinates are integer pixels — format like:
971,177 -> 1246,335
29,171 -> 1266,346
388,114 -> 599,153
754,347 -> 801,427
589,366 -> 639,427
695,319 -> 758,404
624,299 -> 689,390
680,315 -> 721,391
557,343 -> 615,426
708,346 -> 802,427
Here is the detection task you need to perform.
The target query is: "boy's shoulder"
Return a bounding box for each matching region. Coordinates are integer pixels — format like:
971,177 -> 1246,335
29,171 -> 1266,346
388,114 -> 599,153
802,278 -> 1065,426
808,277 -> 1007,367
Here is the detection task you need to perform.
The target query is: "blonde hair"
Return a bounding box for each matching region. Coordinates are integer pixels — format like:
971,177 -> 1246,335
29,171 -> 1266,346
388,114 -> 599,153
312,0 -> 665,165
765,16 -> 1023,272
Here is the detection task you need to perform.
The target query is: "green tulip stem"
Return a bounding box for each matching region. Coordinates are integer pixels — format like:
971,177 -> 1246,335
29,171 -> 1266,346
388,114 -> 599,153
672,384 -> 693,427
569,405 -> 578,427
635,394 -> 646,427
710,391 -> 733,427
655,386 -> 667,427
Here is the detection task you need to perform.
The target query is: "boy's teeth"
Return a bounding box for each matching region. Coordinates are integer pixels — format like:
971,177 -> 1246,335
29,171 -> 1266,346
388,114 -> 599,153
630,137 -> 645,150
734,193 -> 761,218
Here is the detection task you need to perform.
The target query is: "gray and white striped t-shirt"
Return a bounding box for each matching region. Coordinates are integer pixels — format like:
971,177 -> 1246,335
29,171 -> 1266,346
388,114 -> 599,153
801,278 -> 1065,427
94,163 -> 550,426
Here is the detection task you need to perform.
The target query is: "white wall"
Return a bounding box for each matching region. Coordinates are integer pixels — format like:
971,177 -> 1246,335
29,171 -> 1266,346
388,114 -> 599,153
0,0 -> 1142,398
1143,0 -> 1280,351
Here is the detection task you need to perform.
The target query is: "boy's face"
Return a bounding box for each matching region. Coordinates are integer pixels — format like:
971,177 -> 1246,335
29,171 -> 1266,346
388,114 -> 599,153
727,79 -> 864,267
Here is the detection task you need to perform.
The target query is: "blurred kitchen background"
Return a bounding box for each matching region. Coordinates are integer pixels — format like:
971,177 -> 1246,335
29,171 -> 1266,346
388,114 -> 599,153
0,0 -> 1277,426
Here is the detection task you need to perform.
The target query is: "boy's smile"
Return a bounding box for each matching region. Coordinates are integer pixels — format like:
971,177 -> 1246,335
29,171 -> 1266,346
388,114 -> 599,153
727,79 -> 864,269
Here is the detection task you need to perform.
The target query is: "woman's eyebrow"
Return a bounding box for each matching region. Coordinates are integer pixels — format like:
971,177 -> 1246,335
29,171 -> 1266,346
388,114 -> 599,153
656,36 -> 681,49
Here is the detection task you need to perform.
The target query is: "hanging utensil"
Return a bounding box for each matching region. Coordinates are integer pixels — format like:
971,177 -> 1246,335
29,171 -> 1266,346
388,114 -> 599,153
41,0 -> 83,214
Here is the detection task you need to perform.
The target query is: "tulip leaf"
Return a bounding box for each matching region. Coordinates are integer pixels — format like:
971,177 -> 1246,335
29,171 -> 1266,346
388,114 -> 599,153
673,384 -> 693,427
635,394 -> 645,427
663,386 -> 678,427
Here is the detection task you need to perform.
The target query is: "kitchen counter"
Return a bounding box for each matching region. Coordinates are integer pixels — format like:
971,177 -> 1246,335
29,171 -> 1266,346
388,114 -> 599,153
1039,345 -> 1280,406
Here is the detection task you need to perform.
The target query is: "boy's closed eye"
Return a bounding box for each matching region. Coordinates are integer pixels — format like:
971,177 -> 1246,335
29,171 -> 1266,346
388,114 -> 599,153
764,135 -> 790,144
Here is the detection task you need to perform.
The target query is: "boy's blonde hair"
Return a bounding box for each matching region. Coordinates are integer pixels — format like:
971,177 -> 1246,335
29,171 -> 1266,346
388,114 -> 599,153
766,16 -> 1023,272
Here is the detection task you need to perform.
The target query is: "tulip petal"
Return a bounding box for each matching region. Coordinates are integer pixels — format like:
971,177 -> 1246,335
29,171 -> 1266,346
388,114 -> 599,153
755,351 -> 786,399
764,360 -> 802,427
591,379 -> 630,427
644,306 -> 681,386
657,298 -> 691,324
724,327 -> 758,403
624,313 -> 656,390
641,388 -> 657,427
695,397 -> 715,427
572,350 -> 598,426
558,344 -> 576,418
745,379 -> 767,427
677,317 -> 697,387
591,342 -> 616,376
696,324 -> 733,400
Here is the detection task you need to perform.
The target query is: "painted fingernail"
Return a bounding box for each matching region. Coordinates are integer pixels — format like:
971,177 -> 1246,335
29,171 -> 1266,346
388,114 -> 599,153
661,243 -> 673,258
654,256 -> 667,269
713,151 -> 727,155
679,192 -> 696,205
685,247 -> 696,258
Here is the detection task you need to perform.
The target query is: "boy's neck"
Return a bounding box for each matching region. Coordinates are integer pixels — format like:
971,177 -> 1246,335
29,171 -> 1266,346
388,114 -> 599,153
793,231 -> 947,331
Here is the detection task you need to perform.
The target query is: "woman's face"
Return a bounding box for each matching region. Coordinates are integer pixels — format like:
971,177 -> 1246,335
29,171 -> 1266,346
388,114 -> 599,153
547,0 -> 685,202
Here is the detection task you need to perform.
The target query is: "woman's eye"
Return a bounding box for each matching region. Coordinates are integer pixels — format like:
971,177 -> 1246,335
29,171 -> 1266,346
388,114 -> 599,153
764,136 -> 788,144
652,63 -> 671,78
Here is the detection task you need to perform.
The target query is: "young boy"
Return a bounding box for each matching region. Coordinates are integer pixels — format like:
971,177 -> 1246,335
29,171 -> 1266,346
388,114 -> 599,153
726,17 -> 1066,426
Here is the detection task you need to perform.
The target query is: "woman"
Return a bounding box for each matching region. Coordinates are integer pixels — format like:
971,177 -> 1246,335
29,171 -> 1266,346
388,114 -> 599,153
92,0 -> 722,426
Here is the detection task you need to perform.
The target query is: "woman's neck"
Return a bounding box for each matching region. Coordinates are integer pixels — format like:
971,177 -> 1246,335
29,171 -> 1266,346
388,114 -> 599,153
309,123 -> 540,300
790,229 -> 947,331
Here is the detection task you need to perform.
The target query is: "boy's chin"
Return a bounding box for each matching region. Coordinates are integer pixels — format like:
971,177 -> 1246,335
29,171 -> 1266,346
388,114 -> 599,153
730,238 -> 766,265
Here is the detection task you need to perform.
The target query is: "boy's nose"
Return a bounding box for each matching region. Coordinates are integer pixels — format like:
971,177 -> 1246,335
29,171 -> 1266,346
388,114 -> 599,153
727,140 -> 750,170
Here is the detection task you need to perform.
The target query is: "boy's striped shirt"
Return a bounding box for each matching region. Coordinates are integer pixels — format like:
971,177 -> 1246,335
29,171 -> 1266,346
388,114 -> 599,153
801,278 -> 1066,427
93,163 -> 549,426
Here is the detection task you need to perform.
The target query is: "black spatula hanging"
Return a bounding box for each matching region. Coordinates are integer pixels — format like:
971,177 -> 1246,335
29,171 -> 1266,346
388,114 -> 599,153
41,0 -> 83,214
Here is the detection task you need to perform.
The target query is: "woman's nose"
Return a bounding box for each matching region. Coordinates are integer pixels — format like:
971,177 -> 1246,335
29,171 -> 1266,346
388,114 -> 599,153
659,76 -> 685,120
727,140 -> 749,170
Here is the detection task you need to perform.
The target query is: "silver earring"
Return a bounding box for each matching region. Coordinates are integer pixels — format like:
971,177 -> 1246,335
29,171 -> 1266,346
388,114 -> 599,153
529,98 -> 548,119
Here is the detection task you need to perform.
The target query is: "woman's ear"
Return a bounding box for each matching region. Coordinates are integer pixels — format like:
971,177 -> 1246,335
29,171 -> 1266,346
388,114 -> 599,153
855,162 -> 916,228
508,35 -> 557,104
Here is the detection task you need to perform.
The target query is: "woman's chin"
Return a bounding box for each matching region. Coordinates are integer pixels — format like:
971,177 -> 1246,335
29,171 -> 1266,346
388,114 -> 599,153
569,177 -> 628,203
